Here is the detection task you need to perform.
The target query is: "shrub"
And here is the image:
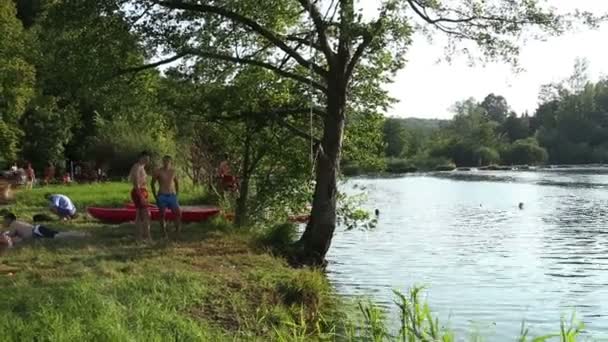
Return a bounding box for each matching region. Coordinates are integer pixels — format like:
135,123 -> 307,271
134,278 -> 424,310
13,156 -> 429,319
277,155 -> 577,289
475,146 -> 500,166
386,158 -> 417,173
86,117 -> 176,177
277,270 -> 331,312
257,223 -> 299,254
408,153 -> 454,171
503,138 -> 549,165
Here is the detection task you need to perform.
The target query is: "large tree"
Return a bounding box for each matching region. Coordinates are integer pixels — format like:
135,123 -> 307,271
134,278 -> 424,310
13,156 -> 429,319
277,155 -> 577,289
123,0 -> 596,265
0,0 -> 35,164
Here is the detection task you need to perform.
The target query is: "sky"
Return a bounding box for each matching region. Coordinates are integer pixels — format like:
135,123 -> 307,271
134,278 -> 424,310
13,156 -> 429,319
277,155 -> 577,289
376,0 -> 608,119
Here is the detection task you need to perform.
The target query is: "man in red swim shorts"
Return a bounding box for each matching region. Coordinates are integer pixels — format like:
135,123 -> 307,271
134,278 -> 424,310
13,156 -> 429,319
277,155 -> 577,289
129,151 -> 151,241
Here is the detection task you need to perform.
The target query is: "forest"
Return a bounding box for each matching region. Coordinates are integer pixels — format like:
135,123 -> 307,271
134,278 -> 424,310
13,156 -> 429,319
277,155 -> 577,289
378,60 -> 608,172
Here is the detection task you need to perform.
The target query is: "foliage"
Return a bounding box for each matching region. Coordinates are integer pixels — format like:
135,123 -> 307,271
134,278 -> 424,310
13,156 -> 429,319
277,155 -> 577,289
383,118 -> 409,158
475,146 -> 501,166
0,120 -> 21,165
385,158 -> 417,174
19,96 -> 77,169
257,223 -> 299,255
503,138 -> 549,165
87,116 -> 176,177
0,0 -> 35,163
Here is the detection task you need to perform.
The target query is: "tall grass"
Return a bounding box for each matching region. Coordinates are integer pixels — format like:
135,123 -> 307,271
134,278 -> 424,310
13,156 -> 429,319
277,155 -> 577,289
343,287 -> 585,342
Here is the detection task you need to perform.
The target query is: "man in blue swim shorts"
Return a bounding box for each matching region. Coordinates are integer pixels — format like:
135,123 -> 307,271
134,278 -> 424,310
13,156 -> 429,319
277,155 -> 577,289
151,155 -> 181,238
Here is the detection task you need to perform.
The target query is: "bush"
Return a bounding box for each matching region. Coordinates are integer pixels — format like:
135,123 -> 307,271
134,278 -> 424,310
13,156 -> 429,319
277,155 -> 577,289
503,138 -> 549,165
342,161 -> 363,176
276,270 -> 331,312
385,158 -> 417,173
257,223 -> 298,254
408,153 -> 454,171
20,96 -> 76,169
0,121 -> 21,166
86,117 -> 176,177
475,146 -> 500,166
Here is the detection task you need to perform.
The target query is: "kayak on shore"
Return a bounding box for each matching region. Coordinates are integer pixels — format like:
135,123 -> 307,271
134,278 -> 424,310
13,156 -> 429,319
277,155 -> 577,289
87,205 -> 220,223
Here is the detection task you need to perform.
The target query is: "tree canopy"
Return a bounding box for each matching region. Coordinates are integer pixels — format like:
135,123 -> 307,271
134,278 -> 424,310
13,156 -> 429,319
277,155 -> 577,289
0,0 -> 603,265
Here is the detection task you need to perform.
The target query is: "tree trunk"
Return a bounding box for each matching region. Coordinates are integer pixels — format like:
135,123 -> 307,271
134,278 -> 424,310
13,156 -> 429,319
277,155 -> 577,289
296,74 -> 347,266
235,130 -> 252,227
235,175 -> 249,227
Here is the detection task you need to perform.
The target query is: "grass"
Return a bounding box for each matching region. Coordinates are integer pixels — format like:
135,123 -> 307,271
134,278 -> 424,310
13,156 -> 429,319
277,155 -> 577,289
0,183 -> 594,341
1,183 -> 339,341
7,181 -> 213,219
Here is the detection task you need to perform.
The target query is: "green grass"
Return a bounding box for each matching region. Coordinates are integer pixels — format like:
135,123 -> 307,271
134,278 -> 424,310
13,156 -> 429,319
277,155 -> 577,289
6,181 -> 213,219
1,183 -> 338,341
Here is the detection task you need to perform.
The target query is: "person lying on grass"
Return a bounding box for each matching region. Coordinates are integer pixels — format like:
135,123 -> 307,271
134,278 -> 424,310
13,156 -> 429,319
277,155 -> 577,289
1,213 -> 87,248
45,193 -> 77,220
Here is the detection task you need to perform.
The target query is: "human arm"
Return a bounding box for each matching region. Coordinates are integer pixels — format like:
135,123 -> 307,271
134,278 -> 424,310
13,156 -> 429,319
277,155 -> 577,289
174,173 -> 179,195
150,170 -> 158,201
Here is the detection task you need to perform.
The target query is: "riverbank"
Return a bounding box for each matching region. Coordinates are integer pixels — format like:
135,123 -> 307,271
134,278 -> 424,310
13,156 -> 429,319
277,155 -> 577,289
1,183 -> 590,341
0,183 -> 343,341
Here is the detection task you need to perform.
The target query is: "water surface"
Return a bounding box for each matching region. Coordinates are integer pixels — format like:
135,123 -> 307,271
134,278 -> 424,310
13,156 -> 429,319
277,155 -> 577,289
328,168 -> 608,340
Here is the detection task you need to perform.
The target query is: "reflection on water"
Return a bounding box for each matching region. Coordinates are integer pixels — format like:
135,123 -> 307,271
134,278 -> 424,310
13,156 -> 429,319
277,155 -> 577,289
327,170 -> 608,340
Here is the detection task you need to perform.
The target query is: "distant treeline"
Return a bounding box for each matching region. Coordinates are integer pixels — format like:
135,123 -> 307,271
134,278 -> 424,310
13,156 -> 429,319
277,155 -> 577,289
358,60 -> 608,174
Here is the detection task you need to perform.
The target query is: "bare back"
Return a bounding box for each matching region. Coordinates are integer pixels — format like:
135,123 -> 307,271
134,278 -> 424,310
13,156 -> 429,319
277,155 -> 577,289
155,167 -> 177,194
129,163 -> 147,188
9,221 -> 34,239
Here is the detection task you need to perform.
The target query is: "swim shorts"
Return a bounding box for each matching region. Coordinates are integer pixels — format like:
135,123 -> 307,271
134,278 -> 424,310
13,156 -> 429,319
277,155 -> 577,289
157,193 -> 179,210
32,225 -> 59,238
130,187 -> 149,209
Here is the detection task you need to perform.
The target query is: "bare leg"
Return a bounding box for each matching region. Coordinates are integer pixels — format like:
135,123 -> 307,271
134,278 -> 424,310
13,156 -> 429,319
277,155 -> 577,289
134,209 -> 142,241
142,208 -> 151,242
160,207 -> 168,239
173,206 -> 182,238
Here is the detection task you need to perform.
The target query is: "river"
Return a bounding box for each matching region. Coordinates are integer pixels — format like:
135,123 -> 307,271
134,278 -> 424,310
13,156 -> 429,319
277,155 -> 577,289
328,168 -> 608,340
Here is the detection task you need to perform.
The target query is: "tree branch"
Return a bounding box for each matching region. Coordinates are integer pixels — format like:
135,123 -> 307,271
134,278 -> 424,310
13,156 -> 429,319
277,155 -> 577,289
154,0 -> 328,77
345,15 -> 385,80
284,34 -> 323,52
407,0 -> 554,27
189,50 -> 327,93
296,0 -> 335,64
345,34 -> 372,80
115,52 -> 188,77
116,50 -> 328,93
275,118 -> 321,144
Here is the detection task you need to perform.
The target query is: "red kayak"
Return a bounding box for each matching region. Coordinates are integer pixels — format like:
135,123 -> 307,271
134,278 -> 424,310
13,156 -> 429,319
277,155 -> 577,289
87,205 -> 220,224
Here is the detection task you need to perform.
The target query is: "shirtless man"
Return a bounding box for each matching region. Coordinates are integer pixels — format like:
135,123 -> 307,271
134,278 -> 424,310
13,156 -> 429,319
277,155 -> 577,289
1,212 -> 86,251
151,155 -> 181,238
129,151 -> 151,241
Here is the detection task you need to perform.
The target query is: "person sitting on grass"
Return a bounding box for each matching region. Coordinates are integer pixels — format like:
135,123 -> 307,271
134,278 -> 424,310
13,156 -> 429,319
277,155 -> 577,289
1,212 -> 87,248
46,193 -> 77,220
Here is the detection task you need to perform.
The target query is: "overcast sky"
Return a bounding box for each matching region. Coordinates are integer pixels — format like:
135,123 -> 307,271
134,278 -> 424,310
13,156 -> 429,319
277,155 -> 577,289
375,0 -> 608,119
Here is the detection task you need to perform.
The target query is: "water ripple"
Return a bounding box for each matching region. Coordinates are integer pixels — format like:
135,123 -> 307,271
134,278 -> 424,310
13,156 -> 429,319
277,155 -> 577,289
328,171 -> 608,340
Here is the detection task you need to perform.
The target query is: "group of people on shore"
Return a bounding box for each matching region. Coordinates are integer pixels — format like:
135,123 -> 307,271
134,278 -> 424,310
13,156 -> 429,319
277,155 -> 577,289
1,151 -> 235,250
